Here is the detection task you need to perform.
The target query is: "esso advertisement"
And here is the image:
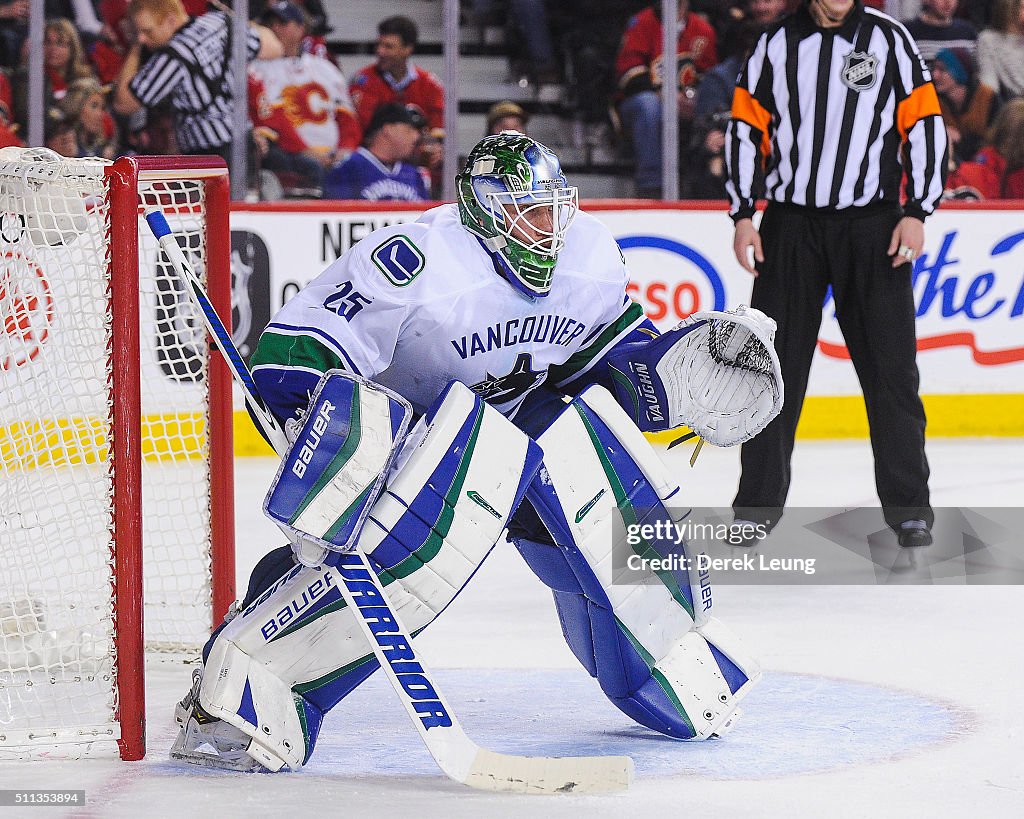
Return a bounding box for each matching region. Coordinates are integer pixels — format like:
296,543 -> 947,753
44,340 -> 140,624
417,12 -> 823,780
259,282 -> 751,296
230,203 -> 1024,398
591,211 -> 738,327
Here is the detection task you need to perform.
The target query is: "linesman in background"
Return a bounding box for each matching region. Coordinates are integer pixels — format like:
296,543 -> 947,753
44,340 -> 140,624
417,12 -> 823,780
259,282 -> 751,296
725,0 -> 948,548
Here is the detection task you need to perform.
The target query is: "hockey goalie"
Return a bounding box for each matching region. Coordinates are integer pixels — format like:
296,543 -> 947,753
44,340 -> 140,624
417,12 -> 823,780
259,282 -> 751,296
172,132 -> 783,772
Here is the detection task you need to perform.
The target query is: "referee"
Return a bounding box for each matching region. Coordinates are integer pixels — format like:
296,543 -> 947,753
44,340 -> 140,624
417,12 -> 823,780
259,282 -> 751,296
725,0 -> 948,547
113,0 -> 282,160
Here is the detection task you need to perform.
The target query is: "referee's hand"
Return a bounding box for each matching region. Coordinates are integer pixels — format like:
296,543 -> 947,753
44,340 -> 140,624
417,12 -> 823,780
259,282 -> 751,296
887,216 -> 924,269
733,219 -> 764,277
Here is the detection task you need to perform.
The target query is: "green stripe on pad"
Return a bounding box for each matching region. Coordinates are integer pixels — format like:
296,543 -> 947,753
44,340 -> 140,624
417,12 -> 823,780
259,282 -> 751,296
614,614 -> 696,736
573,404 -> 695,619
380,403 -> 485,583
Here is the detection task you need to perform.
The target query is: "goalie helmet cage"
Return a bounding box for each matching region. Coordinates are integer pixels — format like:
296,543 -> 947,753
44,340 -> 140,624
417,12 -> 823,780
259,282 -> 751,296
0,152 -> 235,762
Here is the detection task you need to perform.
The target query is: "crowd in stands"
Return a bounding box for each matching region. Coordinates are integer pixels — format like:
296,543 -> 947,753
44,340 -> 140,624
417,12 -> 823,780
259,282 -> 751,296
0,0 -> 1022,201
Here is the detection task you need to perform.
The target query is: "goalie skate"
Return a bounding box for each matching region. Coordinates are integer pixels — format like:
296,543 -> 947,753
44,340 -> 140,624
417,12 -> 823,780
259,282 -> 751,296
170,669 -> 269,773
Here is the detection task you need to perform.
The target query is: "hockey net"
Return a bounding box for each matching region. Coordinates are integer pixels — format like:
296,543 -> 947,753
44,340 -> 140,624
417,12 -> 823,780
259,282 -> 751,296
0,149 -> 235,760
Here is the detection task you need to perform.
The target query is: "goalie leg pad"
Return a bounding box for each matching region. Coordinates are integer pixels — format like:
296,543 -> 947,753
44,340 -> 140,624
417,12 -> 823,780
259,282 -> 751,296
195,382 -> 542,769
515,385 -> 760,739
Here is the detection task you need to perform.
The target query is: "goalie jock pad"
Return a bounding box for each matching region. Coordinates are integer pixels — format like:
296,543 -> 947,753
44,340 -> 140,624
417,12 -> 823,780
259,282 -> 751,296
514,385 -> 760,739
196,381 -> 543,770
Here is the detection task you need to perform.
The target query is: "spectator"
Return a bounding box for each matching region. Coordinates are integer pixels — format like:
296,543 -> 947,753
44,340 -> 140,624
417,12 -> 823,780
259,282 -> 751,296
470,0 -> 561,86
13,18 -> 97,133
615,0 -> 719,198
322,102 -> 429,201
946,98 -> 1024,198
0,66 -> 20,148
249,1 -> 360,191
349,16 -> 443,134
486,99 -> 529,134
43,105 -> 78,157
0,65 -> 14,125
250,0 -> 333,39
932,47 -> 999,165
0,0 -> 27,70
349,15 -> 443,193
46,0 -> 104,49
92,0 -> 133,84
977,0 -> 1024,102
903,0 -> 977,61
60,77 -> 119,158
112,0 -> 282,160
718,0 -> 787,58
686,20 -> 762,199
562,0 -> 646,147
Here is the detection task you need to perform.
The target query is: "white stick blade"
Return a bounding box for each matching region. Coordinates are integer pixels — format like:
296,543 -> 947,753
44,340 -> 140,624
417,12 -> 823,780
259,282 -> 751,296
464,749 -> 634,794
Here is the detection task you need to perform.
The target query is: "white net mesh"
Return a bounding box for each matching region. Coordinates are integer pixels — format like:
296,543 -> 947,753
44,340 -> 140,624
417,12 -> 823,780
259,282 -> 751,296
0,149 -> 221,756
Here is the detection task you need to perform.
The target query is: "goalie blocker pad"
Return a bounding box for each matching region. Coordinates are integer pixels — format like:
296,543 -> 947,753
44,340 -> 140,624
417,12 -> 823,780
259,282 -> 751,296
264,370 -> 412,560
515,385 -> 760,739
606,305 -> 783,446
199,381 -> 543,770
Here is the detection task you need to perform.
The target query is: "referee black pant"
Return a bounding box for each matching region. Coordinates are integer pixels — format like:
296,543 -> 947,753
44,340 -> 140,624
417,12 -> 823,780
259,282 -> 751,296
733,202 -> 933,532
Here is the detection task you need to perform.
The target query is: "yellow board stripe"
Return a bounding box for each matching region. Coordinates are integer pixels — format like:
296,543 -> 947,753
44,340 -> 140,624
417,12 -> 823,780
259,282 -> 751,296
231,394 -> 1024,459
1,414 -> 208,470
8,395 -> 1019,470
644,394 -> 1024,443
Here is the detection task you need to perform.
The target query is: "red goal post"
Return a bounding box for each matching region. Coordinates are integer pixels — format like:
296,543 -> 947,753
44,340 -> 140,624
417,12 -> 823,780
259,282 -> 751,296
0,151 -> 235,761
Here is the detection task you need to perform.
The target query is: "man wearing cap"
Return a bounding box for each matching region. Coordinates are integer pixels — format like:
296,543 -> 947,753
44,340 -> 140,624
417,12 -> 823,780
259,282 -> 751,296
250,1 -> 361,189
322,102 -> 430,201
486,100 -> 529,135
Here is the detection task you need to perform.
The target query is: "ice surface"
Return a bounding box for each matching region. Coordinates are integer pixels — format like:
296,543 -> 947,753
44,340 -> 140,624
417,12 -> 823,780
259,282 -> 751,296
1,438 -> 1021,817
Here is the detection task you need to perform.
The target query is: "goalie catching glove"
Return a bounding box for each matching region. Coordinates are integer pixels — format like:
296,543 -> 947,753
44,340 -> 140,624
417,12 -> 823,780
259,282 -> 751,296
607,305 -> 783,446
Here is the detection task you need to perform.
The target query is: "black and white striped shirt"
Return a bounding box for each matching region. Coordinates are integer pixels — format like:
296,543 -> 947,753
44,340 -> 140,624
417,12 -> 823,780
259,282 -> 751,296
130,11 -> 260,152
726,2 -> 948,222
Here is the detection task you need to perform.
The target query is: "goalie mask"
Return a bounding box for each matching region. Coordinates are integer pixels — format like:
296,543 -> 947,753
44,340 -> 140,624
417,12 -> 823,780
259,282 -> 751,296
457,132 -> 578,298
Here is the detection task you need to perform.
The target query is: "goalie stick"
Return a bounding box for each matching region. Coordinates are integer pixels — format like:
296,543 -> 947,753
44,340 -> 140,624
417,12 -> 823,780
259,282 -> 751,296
144,207 -> 634,794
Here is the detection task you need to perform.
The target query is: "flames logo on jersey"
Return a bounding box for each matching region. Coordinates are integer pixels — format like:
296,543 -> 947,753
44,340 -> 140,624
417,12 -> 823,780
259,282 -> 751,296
649,53 -> 702,91
278,82 -> 332,126
1,251 -> 54,370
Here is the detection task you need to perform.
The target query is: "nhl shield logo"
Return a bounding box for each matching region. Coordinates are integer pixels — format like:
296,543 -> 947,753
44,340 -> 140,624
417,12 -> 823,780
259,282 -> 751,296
841,51 -> 879,91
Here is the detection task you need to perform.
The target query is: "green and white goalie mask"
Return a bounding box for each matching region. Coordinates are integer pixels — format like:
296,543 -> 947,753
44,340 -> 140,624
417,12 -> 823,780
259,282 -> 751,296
456,132 -> 578,298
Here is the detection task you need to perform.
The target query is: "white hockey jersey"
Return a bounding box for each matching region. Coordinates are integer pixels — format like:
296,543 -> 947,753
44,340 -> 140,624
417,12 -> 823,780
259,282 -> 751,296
249,53 -> 356,152
252,204 -> 646,418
